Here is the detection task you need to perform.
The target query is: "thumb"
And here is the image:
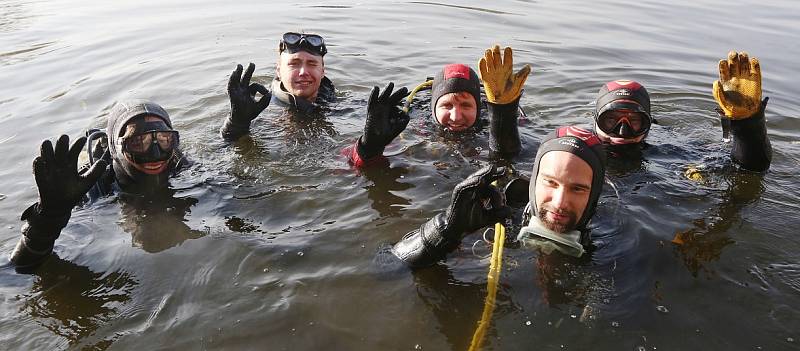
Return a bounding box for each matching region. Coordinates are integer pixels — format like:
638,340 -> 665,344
396,112 -> 410,130
80,159 -> 108,189
250,83 -> 272,110
712,80 -> 731,115
514,64 -> 531,86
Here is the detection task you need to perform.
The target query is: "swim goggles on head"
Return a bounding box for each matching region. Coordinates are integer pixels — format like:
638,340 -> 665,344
595,101 -> 651,138
279,32 -> 327,57
121,129 -> 179,164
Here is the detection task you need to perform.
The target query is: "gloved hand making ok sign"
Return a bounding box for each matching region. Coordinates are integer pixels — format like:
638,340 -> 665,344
357,82 -> 410,159
390,165 -> 512,267
222,62 -> 271,139
713,51 -> 763,119
441,165 -> 511,238
33,135 -> 108,216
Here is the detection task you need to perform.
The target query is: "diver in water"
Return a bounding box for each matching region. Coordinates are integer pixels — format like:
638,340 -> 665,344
9,100 -> 187,271
391,126 -> 605,267
220,32 -> 336,141
592,51 -> 771,172
345,45 -> 531,167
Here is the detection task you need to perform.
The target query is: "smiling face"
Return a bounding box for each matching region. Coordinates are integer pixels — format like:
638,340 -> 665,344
594,122 -> 648,145
594,109 -> 649,145
122,115 -> 172,175
276,50 -> 325,101
433,92 -> 478,132
534,151 -> 593,233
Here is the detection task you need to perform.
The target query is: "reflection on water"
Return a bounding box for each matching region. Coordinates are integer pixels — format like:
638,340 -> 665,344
1,0 -> 799,349
0,41 -> 57,66
672,171 -> 766,278
21,257 -> 136,347
362,165 -> 414,218
409,1 -> 521,15
0,1 -> 35,33
116,190 -> 205,253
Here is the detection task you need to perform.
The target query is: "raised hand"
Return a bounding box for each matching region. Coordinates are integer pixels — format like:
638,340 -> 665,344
479,45 -> 531,105
713,51 -> 762,119
33,135 -> 107,215
228,62 -> 271,125
443,165 -> 510,237
358,82 -> 410,159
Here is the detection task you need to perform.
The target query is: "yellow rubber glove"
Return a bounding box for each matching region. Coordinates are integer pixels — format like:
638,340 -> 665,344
479,45 -> 531,105
712,51 -> 762,119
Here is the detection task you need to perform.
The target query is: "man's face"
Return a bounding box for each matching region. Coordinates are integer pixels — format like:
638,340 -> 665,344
594,125 -> 646,145
434,92 -> 478,132
534,151 -> 593,233
594,109 -> 648,145
276,51 -> 325,101
121,115 -> 173,175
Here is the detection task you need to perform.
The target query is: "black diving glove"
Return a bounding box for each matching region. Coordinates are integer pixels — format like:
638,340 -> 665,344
442,165 -> 511,237
11,135 -> 107,270
392,166 -> 511,267
357,82 -> 410,159
222,62 -> 271,138
33,135 -> 108,216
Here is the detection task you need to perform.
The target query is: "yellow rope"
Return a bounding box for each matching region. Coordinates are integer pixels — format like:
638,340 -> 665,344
402,80 -> 433,114
468,222 -> 506,351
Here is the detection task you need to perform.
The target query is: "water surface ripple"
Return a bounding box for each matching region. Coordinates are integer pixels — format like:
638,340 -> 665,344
1,0 -> 798,350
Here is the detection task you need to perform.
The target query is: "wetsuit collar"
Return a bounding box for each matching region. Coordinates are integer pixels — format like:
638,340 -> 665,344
517,211 -> 585,257
270,76 -> 336,113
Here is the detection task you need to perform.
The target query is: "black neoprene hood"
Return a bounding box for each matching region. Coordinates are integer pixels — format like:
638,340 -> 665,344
431,64 -> 482,124
106,100 -> 175,188
529,126 -> 606,230
595,80 -> 651,120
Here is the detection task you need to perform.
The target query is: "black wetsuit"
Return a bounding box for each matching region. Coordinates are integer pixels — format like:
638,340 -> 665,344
10,153 -> 186,272
346,92 -> 523,168
381,103 -> 773,335
9,101 -> 187,272
390,102 -> 772,268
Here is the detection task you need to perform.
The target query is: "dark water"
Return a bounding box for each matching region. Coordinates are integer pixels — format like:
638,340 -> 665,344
1,0 -> 799,350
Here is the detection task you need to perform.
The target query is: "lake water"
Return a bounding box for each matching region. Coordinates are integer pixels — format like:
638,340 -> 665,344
1,0 -> 799,350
